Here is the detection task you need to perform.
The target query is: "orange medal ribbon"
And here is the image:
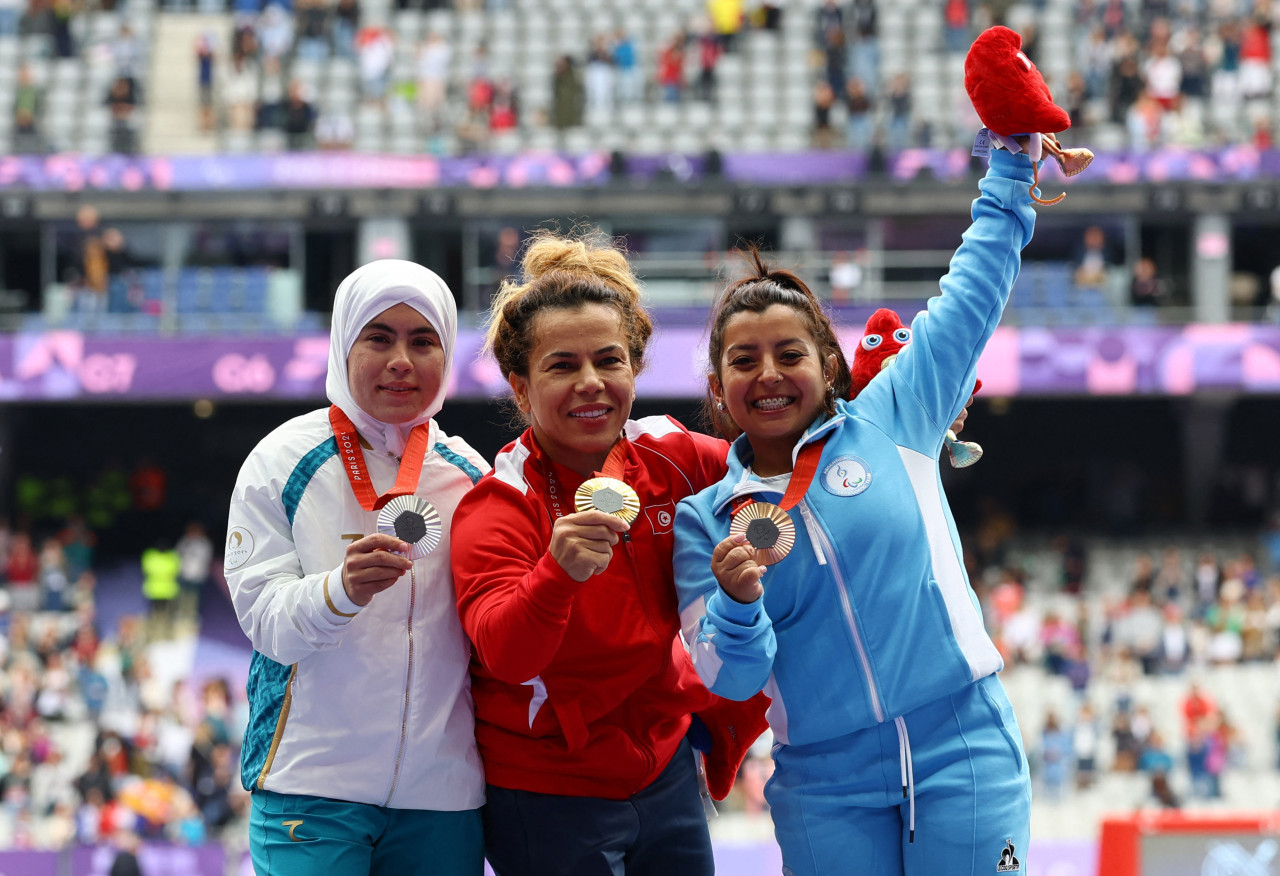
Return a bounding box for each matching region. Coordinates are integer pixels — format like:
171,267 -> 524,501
329,405 -> 431,511
731,437 -> 829,516
730,437 -> 828,565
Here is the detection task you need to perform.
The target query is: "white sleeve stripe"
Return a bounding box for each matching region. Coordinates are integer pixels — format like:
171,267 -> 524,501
625,415 -> 682,440
897,446 -> 1003,681
494,443 -> 531,492
680,595 -> 724,688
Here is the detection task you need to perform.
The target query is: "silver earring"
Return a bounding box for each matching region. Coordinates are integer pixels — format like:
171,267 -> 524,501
716,401 -> 725,411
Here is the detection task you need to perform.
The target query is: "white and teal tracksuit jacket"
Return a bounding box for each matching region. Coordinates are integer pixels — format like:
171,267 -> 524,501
672,149 -> 1037,748
226,409 -> 488,811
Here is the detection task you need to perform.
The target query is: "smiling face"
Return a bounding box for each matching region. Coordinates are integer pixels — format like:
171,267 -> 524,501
346,303 -> 445,425
712,304 -> 836,477
509,303 -> 637,477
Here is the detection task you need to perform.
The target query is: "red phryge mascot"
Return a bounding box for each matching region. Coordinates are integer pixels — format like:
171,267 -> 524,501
850,308 -> 984,467
964,25 -> 1093,205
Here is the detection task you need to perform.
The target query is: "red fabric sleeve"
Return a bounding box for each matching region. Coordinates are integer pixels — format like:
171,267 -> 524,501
451,478 -> 584,684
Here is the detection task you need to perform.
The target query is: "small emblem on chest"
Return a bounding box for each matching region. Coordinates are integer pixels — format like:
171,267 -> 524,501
821,456 -> 872,497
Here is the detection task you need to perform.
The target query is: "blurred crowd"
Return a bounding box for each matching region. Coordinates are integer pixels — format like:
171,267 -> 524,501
810,0 -> 1280,153
0,510 -> 250,852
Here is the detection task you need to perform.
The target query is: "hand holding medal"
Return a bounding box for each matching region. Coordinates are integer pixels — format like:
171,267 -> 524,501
712,438 -> 829,603
547,442 -> 637,583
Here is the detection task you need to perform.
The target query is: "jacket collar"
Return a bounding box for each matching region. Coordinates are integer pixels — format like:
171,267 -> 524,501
710,409 -> 846,515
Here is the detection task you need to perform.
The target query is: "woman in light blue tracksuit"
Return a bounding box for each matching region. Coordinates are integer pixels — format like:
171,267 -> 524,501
672,146 -> 1039,876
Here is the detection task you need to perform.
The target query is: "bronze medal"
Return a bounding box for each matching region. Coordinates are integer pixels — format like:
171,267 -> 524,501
729,501 -> 796,565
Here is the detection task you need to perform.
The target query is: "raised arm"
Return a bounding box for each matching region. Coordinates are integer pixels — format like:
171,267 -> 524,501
879,148 -> 1038,447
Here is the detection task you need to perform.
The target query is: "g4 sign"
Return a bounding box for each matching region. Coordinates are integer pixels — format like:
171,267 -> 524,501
213,353 -> 276,393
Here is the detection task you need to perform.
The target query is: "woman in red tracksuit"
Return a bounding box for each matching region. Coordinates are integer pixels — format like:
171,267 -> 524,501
450,231 -> 764,876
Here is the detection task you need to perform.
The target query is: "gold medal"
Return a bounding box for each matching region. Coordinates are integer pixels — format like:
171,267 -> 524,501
729,502 -> 795,565
574,477 -> 640,524
377,495 -> 443,559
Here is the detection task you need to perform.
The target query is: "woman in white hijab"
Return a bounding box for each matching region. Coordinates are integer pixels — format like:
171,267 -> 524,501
226,260 -> 489,876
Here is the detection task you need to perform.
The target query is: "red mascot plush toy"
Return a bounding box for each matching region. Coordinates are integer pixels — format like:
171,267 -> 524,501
964,25 -> 1093,205
850,308 -> 984,468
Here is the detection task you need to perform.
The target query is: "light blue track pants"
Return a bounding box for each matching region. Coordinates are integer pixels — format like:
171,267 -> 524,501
765,674 -> 1032,876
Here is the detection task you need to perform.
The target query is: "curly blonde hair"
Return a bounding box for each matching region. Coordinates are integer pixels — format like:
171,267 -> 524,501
484,229 -> 653,378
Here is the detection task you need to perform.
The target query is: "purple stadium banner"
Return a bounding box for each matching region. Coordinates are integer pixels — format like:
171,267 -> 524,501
2,324 -> 1280,402
0,147 -> 1277,192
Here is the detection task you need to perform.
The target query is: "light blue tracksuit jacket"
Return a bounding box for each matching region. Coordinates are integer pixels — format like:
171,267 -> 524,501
673,149 -> 1037,749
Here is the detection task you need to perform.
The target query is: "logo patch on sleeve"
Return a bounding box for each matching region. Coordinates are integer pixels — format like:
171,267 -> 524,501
821,456 -> 872,497
224,527 -> 255,570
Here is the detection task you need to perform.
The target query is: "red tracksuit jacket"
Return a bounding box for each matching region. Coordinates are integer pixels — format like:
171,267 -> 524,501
451,416 -> 734,799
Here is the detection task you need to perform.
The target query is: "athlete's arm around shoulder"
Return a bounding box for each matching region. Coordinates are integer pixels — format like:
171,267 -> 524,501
672,490 -> 776,701
451,469 -> 586,684
225,413 -> 362,665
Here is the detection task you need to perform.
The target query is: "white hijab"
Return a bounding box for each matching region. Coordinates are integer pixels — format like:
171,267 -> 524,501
325,259 -> 458,457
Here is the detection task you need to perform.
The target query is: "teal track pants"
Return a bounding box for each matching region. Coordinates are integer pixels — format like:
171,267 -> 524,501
250,790 -> 484,876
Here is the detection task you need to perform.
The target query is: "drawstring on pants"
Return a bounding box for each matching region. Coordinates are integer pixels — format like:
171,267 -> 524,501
894,716 -> 916,843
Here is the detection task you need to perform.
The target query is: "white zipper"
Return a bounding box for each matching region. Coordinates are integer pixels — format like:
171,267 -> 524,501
799,499 -> 884,723
384,565 -> 416,806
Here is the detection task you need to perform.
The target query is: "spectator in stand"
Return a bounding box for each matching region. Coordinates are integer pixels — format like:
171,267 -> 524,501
281,80 -> 317,150
584,35 -> 615,113
488,77 -> 518,134
6,531 -> 38,611
222,54 -> 260,133
1144,34 -> 1182,112
613,29 -> 641,104
294,0 -> 329,62
814,0 -> 841,46
50,0 -> 75,59
656,36 -> 684,104
175,521 -> 212,627
886,71 -> 911,150
812,79 -> 836,149
416,31 -> 451,132
106,75 -> 140,154
0,0 -> 19,36
111,23 -> 142,86
1157,603 -> 1189,673
1129,256 -> 1167,306
73,205 -> 109,317
256,4 -> 294,77
844,77 -> 873,151
1238,10 -> 1271,102
195,33 -> 216,134
695,20 -> 720,102
848,0 -> 878,91
708,0 -> 743,52
1211,18 -> 1242,119
944,0 -> 969,54
1072,702 -> 1100,789
12,62 -> 45,154
1109,33 -> 1142,124
356,23 -> 394,107
314,109 -> 353,150
140,540 -> 180,642
332,0 -> 358,60
103,228 -> 134,314
1039,711 -> 1070,801
551,54 -> 584,131
1073,225 -> 1111,289
822,24 -> 846,96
